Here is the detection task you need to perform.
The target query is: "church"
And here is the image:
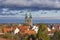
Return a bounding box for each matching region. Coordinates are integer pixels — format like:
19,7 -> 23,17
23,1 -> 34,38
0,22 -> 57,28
25,13 -> 32,26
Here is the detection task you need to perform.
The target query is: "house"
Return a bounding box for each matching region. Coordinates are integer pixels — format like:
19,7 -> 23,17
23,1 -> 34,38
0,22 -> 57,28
18,25 -> 36,36
2,27 -> 14,33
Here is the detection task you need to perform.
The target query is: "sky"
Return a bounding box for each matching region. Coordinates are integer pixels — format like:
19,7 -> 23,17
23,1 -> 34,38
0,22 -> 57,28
0,8 -> 60,19
0,0 -> 60,8
0,0 -> 60,19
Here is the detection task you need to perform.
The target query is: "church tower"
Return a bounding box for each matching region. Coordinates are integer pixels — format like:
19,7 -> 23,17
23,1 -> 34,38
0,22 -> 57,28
25,13 -> 28,24
29,13 -> 32,26
25,13 -> 32,26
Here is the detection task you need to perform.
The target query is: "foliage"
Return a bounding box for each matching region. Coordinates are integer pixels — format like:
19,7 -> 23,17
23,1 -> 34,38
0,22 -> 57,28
51,31 -> 60,40
13,35 -> 19,40
37,24 -> 50,40
3,33 -> 12,39
3,33 -> 19,40
23,36 -> 29,40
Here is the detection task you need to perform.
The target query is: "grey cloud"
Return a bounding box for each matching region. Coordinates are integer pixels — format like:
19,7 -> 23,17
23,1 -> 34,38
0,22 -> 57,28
0,0 -> 60,8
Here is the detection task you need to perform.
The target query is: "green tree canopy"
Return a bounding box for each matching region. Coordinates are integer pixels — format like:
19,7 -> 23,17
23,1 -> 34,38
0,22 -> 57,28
37,24 -> 50,40
52,31 -> 60,40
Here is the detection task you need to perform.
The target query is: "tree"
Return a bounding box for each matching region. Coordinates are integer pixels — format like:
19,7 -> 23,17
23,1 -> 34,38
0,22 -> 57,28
3,33 -> 19,40
37,24 -> 50,40
51,31 -> 60,40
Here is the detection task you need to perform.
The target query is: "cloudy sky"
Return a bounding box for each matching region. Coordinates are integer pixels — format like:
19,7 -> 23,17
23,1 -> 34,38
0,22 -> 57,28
0,0 -> 60,8
0,8 -> 60,19
0,0 -> 60,19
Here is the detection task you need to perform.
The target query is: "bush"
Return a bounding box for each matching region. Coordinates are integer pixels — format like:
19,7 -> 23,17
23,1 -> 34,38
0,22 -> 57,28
51,31 -> 60,40
3,33 -> 12,39
2,33 -> 19,40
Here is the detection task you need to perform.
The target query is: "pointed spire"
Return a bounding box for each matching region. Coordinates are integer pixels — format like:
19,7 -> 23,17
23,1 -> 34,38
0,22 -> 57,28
29,12 -> 32,18
25,13 -> 28,19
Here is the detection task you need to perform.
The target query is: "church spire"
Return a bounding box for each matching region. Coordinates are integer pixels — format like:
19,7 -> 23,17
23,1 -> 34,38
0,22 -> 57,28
25,13 -> 28,19
29,12 -> 32,18
25,12 -> 32,26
